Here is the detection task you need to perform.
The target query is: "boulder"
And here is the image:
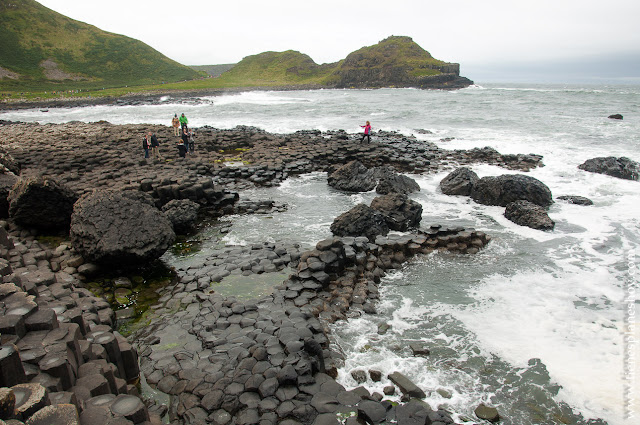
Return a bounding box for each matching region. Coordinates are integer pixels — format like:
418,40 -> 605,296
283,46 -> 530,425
556,195 -> 593,206
370,193 -> 422,231
504,200 -> 555,231
439,167 -> 479,196
376,173 -> 420,195
161,199 -> 200,234
330,204 -> 389,240
327,160 -> 377,192
0,147 -> 20,175
0,172 -> 18,218
70,191 -> 175,266
578,156 -> 639,181
470,174 -> 553,207
608,114 -> 623,120
8,176 -> 79,230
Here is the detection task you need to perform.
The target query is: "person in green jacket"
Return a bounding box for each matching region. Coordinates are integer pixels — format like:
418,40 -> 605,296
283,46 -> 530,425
179,113 -> 188,131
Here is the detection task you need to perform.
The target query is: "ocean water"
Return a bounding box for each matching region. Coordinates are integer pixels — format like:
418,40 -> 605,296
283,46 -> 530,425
2,84 -> 639,424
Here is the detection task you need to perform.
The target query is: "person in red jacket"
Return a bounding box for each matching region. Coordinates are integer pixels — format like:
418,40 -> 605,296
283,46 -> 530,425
360,121 -> 372,143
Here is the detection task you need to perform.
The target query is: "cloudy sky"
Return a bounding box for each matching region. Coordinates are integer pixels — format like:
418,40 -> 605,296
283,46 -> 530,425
36,0 -> 640,82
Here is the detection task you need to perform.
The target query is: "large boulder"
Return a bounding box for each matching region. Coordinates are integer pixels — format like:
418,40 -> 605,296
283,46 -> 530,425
70,191 -> 175,266
0,172 -> 18,218
470,174 -> 553,207
375,171 -> 420,195
330,204 -> 389,240
161,199 -> 200,234
440,167 -> 479,196
327,160 -> 377,192
8,176 -> 79,230
578,156 -> 639,181
370,193 -> 422,231
504,200 -> 555,231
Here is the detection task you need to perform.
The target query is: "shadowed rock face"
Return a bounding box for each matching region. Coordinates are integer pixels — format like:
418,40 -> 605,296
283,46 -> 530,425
8,176 -> 78,231
504,200 -> 555,231
578,156 -> 639,181
330,204 -> 389,240
327,160 -> 377,192
70,191 -> 175,266
370,193 -> 422,231
440,167 -> 479,196
470,174 -> 553,207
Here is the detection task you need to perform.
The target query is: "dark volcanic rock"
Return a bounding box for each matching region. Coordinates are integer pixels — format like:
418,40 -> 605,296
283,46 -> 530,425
440,167 -> 479,196
376,172 -> 420,195
330,204 -> 389,240
608,114 -> 623,120
557,195 -> 593,206
504,200 -> 555,230
0,147 -> 20,175
8,176 -> 79,230
470,174 -> 553,207
578,156 -> 639,181
327,160 -> 377,192
70,191 -> 175,265
0,172 -> 18,218
161,199 -> 200,234
370,193 -> 422,231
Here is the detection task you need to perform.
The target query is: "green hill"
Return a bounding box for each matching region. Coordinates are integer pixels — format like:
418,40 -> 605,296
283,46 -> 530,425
213,36 -> 471,89
0,0 -> 200,91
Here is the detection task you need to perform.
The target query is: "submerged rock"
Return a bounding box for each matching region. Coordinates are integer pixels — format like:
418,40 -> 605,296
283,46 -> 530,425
608,114 -> 623,120
504,200 -> 555,231
70,191 -> 175,266
440,167 -> 479,196
578,156 -> 639,181
557,195 -> 593,206
471,174 -> 553,207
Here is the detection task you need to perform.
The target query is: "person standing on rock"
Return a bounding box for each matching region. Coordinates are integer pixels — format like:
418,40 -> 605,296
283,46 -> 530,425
149,132 -> 160,158
142,133 -> 151,158
178,127 -> 189,158
179,113 -> 188,131
171,114 -> 180,136
360,121 -> 372,143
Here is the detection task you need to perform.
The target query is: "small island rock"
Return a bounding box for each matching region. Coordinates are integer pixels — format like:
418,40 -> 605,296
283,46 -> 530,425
504,200 -> 555,231
578,156 -> 639,181
440,167 -> 479,196
471,174 -> 553,207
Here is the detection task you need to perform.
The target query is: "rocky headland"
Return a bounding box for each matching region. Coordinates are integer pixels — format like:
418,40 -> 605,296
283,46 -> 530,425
0,120 -> 546,425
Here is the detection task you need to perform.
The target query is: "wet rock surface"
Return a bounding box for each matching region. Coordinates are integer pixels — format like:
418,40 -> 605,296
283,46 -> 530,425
470,174 -> 553,207
0,121 -> 527,424
504,200 -> 555,231
439,167 -> 478,196
578,156 -> 639,181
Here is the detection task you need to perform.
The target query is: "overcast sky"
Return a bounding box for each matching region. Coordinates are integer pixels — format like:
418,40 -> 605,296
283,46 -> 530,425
35,0 -> 640,82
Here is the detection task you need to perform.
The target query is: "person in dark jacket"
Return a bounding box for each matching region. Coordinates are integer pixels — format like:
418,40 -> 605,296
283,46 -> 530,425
149,132 -> 160,158
142,133 -> 151,158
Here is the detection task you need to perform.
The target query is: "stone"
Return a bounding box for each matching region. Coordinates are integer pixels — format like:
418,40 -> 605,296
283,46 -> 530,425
70,191 -> 175,266
24,403 -> 80,425
109,394 -> 149,423
8,176 -> 78,231
12,383 -> 49,420
327,161 -> 377,192
504,200 -> 555,231
608,114 -> 623,120
376,172 -> 420,195
556,195 -> 593,206
395,400 -> 431,425
370,193 -> 422,231
387,372 -> 426,399
330,204 -> 388,240
471,173 -> 553,207
578,156 -> 639,181
0,344 -> 26,387
161,199 -> 200,234
439,167 -> 479,196
357,400 -> 386,424
475,403 -> 500,422
0,387 -> 15,420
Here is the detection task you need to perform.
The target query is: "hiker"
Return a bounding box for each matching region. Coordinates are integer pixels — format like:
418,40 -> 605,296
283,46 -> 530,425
149,132 -> 160,158
179,113 -> 188,131
172,114 -> 180,136
142,133 -> 151,158
360,121 -> 372,143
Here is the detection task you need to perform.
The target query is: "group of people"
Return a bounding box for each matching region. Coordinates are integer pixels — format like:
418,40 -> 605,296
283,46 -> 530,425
146,114 -> 373,158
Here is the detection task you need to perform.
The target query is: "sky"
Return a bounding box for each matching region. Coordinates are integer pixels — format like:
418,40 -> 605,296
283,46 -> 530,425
35,0 -> 640,83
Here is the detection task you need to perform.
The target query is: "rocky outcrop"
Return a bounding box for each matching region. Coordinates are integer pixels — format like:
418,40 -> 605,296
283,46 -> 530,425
557,195 -> 593,206
8,176 -> 78,231
161,199 -> 200,234
608,114 -> 623,120
327,160 -> 377,192
470,174 -> 553,207
578,156 -> 639,181
370,193 -> 422,231
330,204 -> 389,240
440,167 -> 479,196
0,172 -> 18,218
70,191 -> 175,266
504,200 -> 555,231
375,168 -> 420,195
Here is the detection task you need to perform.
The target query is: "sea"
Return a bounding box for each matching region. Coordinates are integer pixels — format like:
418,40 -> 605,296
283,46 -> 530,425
2,84 -> 639,425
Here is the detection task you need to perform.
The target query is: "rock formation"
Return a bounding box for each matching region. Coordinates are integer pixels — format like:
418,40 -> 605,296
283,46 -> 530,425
440,167 -> 479,196
504,200 -> 555,231
470,174 -> 553,207
578,156 -> 639,181
370,193 -> 422,231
